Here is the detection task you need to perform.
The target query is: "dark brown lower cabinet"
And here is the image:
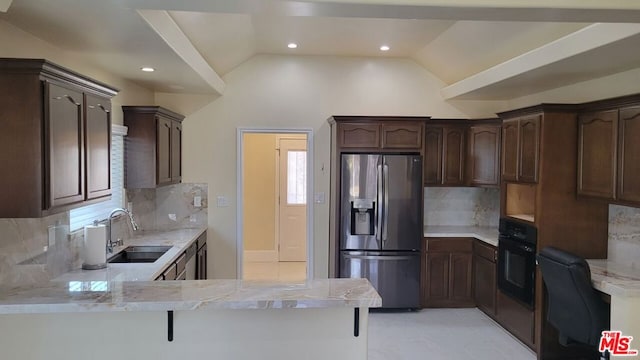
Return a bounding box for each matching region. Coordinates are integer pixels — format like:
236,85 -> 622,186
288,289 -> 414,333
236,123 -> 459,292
473,241 -> 497,318
196,232 -> 208,280
496,290 -> 535,350
423,238 -> 473,308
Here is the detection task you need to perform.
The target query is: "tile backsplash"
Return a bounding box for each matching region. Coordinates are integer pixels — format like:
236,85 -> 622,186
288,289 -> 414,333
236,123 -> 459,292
608,204 -> 640,269
127,183 -> 208,231
0,183 -> 208,286
0,212 -> 75,286
424,187 -> 500,227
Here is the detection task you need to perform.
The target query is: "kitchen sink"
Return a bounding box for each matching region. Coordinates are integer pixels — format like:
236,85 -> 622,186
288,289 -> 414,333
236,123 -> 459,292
107,246 -> 172,263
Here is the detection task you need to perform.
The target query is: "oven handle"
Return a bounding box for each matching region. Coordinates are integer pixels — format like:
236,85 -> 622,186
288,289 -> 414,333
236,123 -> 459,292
499,236 -> 536,253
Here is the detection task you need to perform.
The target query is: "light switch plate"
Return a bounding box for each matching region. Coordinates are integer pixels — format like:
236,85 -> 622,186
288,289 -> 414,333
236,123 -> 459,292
216,196 -> 230,207
194,196 -> 202,207
314,192 -> 326,204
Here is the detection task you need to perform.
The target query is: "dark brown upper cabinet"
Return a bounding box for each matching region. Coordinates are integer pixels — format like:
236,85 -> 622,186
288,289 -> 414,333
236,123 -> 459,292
500,115 -> 540,184
577,110 -> 618,199
424,124 -> 465,186
85,94 -> 112,201
0,58 -> 117,218
47,83 -> 85,209
618,106 -> 640,203
123,106 -> 185,188
171,120 -> 183,183
337,123 -> 381,149
468,125 -> 501,186
333,118 -> 425,151
501,120 -> 519,182
578,105 -> 640,204
381,122 -> 424,149
424,126 -> 443,185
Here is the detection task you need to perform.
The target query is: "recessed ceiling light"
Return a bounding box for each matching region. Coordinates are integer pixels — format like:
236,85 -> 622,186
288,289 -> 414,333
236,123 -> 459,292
288,43 -> 298,49
141,67 -> 155,72
380,45 -> 390,52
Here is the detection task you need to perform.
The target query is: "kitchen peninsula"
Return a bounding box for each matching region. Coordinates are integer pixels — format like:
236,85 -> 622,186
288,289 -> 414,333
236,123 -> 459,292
0,224 -> 381,360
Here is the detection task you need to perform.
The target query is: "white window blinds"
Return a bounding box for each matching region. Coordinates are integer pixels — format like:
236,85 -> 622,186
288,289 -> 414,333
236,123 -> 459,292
69,125 -> 127,231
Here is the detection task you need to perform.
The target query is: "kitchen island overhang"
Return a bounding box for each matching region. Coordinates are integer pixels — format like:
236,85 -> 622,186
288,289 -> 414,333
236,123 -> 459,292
0,278 -> 381,360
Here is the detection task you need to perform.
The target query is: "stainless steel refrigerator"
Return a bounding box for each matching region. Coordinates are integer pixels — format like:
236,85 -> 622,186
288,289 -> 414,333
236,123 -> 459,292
339,154 -> 422,308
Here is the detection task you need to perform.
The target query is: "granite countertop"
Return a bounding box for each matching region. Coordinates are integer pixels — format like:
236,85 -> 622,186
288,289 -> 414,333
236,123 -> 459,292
424,226 -> 500,247
587,259 -> 640,297
53,227 -> 207,282
0,278 -> 382,314
0,226 -> 382,314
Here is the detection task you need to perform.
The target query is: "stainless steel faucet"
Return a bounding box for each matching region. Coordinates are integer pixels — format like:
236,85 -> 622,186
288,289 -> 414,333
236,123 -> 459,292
107,208 -> 139,253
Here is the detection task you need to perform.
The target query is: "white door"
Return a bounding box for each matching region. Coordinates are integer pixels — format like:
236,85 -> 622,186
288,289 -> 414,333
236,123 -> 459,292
278,138 -> 307,262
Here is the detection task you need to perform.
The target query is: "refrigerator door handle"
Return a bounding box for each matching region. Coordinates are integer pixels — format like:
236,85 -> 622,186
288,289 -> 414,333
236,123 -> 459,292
383,164 -> 389,242
376,164 -> 383,243
342,254 -> 417,261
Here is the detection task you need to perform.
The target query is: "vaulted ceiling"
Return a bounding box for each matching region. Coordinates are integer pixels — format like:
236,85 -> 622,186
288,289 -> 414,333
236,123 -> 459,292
2,0 -> 640,100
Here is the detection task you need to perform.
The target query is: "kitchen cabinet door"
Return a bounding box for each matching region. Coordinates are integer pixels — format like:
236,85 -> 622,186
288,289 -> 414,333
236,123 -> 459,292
442,127 -> 465,186
197,242 -> 208,280
124,106 -> 184,189
163,262 -> 178,281
468,125 -> 500,186
449,253 -> 473,303
46,82 -> 85,209
381,123 -> 423,149
501,119 -> 519,182
85,94 -> 111,200
337,123 -> 381,149
156,116 -> 172,186
0,59 -> 117,217
474,254 -> 497,317
518,116 -> 540,183
171,120 -> 182,183
577,110 -> 618,199
424,126 -> 443,185
424,252 -> 449,306
617,106 -> 640,203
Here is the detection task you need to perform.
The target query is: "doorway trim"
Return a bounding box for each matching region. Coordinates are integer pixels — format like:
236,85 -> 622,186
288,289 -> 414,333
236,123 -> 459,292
236,128 -> 314,280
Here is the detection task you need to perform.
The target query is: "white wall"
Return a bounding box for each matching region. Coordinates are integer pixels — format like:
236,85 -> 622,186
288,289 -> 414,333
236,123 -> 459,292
0,19 -> 154,124
180,54 -> 502,278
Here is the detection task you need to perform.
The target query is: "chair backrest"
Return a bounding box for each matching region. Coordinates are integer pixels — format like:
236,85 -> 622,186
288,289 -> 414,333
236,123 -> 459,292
537,247 -> 609,347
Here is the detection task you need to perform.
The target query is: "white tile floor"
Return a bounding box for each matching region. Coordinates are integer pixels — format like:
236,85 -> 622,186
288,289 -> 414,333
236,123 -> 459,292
243,261 -> 307,281
368,308 -> 536,360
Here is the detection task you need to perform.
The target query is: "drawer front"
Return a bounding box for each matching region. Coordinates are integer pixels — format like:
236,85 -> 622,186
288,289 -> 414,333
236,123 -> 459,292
425,238 -> 473,252
473,240 -> 497,262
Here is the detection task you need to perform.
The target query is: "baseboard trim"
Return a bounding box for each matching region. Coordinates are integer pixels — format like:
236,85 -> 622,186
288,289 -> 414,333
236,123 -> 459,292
244,250 -> 278,263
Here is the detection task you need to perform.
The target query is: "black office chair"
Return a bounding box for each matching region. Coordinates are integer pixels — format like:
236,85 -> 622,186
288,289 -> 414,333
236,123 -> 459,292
537,247 -> 610,359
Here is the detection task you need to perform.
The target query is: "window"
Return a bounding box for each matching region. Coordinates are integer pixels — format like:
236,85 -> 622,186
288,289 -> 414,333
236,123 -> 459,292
287,150 -> 307,204
69,125 -> 127,231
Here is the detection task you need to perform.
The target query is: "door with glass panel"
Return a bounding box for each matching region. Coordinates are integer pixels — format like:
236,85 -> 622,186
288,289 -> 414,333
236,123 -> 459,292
278,137 -> 307,262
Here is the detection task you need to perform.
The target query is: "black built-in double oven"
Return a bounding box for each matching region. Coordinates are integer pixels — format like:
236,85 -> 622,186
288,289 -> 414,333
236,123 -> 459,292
497,218 -> 537,309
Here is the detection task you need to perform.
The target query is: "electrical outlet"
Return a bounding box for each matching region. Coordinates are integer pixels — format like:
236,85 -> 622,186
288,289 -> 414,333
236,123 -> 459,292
168,213 -> 177,221
314,192 -> 326,204
48,225 -> 56,247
